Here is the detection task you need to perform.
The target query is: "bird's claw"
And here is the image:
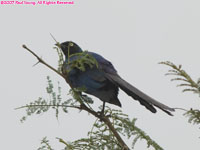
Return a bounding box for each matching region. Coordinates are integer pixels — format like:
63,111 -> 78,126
97,110 -> 105,118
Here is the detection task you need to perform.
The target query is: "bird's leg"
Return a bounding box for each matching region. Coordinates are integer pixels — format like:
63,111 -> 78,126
97,101 -> 106,118
98,101 -> 105,117
102,101 -> 105,114
99,102 -> 111,117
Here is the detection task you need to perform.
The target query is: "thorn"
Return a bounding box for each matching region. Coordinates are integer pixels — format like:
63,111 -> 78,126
32,61 -> 40,67
50,33 -> 58,43
50,33 -> 61,48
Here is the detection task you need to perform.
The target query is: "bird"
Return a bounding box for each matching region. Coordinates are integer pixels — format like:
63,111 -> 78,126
58,41 -> 175,116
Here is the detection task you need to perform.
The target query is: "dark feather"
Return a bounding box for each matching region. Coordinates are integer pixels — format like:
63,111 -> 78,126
105,73 -> 175,116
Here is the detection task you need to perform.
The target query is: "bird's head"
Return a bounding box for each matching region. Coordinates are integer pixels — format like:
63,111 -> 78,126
56,41 -> 83,57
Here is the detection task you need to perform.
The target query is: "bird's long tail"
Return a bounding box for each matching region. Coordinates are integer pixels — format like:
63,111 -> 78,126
105,73 -> 175,116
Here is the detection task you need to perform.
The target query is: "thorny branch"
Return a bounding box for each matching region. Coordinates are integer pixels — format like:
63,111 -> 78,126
15,104 -> 80,110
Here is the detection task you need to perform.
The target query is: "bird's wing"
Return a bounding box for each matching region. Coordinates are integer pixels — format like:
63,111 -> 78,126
90,52 -> 175,115
89,52 -> 117,74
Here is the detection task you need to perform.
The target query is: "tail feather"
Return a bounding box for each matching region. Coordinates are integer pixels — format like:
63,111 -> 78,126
105,73 -> 175,116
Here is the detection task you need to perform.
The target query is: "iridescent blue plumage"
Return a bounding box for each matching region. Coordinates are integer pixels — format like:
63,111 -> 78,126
60,41 -> 175,115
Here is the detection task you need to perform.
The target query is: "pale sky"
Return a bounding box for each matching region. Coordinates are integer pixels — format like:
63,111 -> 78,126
1,0 -> 200,149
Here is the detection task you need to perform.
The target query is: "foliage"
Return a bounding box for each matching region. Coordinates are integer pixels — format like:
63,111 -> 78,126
67,51 -> 99,72
184,109 -> 200,125
37,137 -> 54,150
160,61 -> 200,127
61,50 -> 99,77
159,61 -> 200,94
54,46 -> 64,73
17,76 -> 77,123
57,107 -> 163,150
17,76 -> 164,150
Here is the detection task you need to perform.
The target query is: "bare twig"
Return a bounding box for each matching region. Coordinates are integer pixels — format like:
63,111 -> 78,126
174,107 -> 188,111
22,44 -> 130,150
22,45 -> 64,78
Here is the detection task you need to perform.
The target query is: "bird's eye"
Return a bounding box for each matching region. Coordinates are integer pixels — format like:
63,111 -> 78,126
69,42 -> 74,47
